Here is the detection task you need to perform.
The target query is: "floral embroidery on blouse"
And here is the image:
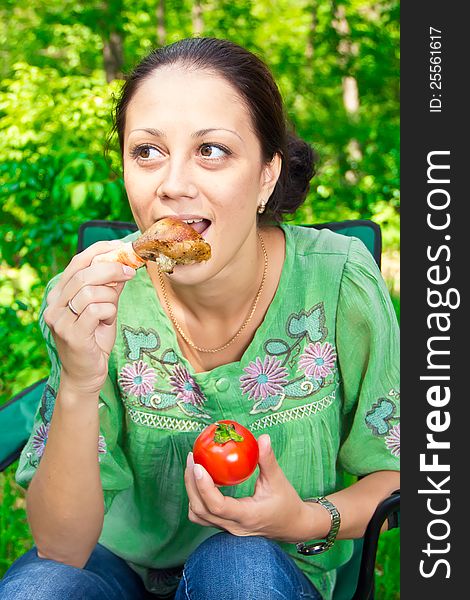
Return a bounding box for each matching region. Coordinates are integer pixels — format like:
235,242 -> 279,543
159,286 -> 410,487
119,360 -> 156,397
365,389 -> 400,457
385,424 -> 400,457
240,356 -> 289,400
298,342 -> 337,379
123,327 -> 160,360
365,398 -> 396,435
286,303 -> 328,343
39,384 -> 56,425
240,304 -> 338,415
27,422 -> 107,467
26,365 -> 109,469
169,364 -> 205,407
118,326 -> 211,421
98,434 -> 107,462
26,385 -> 56,463
32,423 -> 50,457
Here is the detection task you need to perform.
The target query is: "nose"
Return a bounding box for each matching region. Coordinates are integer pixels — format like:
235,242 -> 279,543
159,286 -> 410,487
156,156 -> 197,201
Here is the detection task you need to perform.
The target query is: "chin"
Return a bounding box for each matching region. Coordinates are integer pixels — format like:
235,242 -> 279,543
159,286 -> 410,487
167,259 -> 214,285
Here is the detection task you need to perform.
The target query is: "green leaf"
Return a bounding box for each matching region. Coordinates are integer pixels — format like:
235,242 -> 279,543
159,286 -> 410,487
70,182 -> 87,209
106,180 -> 124,214
213,422 -> 244,444
88,181 -> 104,201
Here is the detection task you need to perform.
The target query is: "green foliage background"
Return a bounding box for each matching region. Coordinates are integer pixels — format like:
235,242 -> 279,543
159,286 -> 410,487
0,1 -> 399,597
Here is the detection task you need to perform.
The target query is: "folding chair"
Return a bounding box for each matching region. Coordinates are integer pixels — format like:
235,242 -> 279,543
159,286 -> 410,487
0,219 -> 399,600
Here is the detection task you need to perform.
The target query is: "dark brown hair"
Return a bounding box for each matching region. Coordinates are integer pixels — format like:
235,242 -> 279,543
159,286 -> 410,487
112,37 -> 316,222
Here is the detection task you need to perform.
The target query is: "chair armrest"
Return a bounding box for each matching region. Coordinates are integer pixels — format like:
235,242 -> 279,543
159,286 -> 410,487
352,490 -> 400,600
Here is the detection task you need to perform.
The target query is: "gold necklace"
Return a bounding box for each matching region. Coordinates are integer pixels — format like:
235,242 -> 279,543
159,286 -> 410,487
158,232 -> 268,354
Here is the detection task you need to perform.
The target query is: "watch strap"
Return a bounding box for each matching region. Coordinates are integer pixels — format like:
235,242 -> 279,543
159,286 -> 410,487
296,496 -> 341,555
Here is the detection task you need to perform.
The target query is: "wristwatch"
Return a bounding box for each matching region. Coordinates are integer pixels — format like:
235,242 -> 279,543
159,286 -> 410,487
296,497 -> 341,555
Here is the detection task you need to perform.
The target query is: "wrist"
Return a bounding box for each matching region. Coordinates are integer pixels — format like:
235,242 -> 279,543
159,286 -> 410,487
296,497 -> 341,556
58,375 -> 101,406
300,499 -> 332,541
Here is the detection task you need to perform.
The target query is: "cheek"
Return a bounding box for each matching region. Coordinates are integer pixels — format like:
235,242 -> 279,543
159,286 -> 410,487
124,166 -> 141,193
210,167 -> 263,215
123,170 -> 155,230
124,168 -> 154,204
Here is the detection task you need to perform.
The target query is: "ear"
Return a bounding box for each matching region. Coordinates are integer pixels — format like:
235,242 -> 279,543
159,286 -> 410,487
260,153 -> 282,199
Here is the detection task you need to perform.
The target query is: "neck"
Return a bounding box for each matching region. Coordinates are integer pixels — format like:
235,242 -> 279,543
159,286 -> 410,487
153,231 -> 265,323
151,233 -> 268,354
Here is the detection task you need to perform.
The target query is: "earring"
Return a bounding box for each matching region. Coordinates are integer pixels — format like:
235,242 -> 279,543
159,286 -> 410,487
257,201 -> 267,214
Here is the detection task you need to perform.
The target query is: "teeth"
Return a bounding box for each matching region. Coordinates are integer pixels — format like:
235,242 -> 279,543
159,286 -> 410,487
182,219 -> 204,224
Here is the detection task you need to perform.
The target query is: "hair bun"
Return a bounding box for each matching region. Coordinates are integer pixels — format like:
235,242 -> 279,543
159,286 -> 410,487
264,132 -> 317,222
287,132 -> 316,199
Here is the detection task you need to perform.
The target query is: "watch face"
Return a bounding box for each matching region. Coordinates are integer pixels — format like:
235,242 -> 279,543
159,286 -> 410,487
296,541 -> 331,556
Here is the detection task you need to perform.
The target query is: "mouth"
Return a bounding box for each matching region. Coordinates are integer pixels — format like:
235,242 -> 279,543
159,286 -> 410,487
158,215 -> 211,236
182,218 -> 211,236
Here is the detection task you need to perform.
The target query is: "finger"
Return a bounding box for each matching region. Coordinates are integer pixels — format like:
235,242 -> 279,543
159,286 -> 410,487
75,302 -> 118,334
59,262 -> 135,309
184,454 -> 228,523
191,462 -> 242,523
47,240 -> 124,303
256,434 -> 283,484
114,281 -> 126,295
185,465 -> 234,529
184,452 -> 210,515
45,279 -> 127,332
46,304 -> 82,337
68,284 -> 120,316
187,505 -> 218,528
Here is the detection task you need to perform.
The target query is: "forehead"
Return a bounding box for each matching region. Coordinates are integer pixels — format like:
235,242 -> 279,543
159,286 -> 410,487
124,66 -> 255,136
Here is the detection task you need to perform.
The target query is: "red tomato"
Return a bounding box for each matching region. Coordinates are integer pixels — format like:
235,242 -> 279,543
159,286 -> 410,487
193,420 -> 259,486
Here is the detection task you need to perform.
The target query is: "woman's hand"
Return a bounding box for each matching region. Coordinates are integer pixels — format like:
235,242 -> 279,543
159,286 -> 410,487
43,240 -> 136,396
184,434 -> 320,543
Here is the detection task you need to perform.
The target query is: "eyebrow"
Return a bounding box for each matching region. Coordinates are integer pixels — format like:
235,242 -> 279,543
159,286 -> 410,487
192,128 -> 243,142
129,127 -> 243,141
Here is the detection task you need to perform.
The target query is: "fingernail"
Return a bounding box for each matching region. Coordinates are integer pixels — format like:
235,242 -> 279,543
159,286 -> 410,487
259,433 -> 270,450
194,464 -> 203,480
187,452 -> 194,468
122,265 -> 136,276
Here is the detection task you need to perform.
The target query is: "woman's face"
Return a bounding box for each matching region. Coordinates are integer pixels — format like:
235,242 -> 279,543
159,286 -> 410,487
122,66 -> 280,284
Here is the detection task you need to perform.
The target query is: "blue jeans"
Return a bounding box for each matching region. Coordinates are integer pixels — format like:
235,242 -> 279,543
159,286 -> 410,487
0,533 -> 322,599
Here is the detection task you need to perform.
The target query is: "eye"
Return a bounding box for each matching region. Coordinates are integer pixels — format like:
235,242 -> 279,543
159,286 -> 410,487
130,145 -> 162,161
199,144 -> 230,159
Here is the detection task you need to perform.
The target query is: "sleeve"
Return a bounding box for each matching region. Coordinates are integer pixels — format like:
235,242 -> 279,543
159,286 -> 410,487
336,237 -> 400,476
15,275 -> 62,489
15,277 -> 133,514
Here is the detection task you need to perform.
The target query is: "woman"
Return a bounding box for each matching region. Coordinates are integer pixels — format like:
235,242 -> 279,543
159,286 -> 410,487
0,38 -> 399,599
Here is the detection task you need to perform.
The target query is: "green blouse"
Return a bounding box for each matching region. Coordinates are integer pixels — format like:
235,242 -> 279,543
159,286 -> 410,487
16,224 -> 400,600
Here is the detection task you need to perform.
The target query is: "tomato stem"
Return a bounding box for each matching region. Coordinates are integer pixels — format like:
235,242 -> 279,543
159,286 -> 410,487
213,422 -> 244,444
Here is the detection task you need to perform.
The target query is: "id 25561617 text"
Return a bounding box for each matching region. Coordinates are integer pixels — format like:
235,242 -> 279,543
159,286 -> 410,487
429,27 -> 443,113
